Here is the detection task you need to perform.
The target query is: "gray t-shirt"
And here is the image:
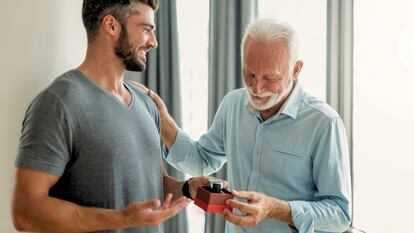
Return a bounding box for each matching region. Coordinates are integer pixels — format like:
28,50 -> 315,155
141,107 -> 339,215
16,70 -> 164,233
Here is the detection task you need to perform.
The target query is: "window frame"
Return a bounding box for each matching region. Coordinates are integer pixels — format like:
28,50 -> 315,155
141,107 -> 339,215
326,1 -> 364,232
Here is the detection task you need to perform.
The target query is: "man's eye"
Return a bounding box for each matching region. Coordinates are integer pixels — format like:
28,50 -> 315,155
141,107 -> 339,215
270,76 -> 284,82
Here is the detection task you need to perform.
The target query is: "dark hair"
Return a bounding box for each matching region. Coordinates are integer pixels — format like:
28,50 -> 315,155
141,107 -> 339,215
82,0 -> 159,42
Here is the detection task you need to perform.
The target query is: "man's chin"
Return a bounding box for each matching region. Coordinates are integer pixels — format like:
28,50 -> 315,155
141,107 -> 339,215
125,60 -> 146,72
250,101 -> 275,111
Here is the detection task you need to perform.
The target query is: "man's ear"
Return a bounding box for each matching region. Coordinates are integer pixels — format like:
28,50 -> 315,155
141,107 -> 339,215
101,15 -> 120,36
293,60 -> 303,82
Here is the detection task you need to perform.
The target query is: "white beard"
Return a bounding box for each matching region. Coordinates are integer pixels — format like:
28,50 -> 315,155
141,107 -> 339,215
245,76 -> 293,111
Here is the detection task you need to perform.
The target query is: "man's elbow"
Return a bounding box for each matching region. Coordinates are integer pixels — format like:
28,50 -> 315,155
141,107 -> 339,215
12,208 -> 28,231
12,203 -> 36,232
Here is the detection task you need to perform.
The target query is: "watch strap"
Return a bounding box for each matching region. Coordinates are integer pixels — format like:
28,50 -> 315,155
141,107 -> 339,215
182,178 -> 193,199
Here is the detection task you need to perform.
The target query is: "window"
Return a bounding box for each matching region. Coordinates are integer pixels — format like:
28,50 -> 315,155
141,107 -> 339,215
177,0 -> 209,140
259,0 -> 327,100
353,1 -> 414,232
177,1 -> 209,232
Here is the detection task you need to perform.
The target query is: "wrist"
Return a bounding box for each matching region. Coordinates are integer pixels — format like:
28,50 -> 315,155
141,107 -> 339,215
264,195 -> 276,219
182,178 -> 193,199
81,207 -> 127,231
118,207 -> 132,229
267,198 -> 293,225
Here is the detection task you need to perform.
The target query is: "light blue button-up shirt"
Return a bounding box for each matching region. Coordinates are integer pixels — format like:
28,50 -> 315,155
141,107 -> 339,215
165,83 -> 351,233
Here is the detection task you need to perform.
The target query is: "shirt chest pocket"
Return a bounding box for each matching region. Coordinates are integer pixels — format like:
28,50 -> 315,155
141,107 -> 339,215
271,148 -> 306,160
260,147 -> 311,179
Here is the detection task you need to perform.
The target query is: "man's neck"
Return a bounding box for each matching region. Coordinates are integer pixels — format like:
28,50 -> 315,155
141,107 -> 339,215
259,100 -> 285,121
77,44 -> 126,95
259,86 -> 294,121
77,44 -> 132,106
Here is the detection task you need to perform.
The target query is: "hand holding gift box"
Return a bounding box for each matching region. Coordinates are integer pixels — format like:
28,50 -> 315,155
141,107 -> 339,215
194,178 -> 233,213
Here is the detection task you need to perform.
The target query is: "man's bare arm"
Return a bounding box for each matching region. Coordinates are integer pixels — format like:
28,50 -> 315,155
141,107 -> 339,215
12,168 -> 188,233
162,162 -> 211,200
162,162 -> 184,201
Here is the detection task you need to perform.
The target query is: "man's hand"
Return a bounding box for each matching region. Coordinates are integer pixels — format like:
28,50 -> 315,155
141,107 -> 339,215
127,81 -> 169,117
121,194 -> 189,228
222,190 -> 272,227
128,81 -> 178,149
222,190 -> 293,227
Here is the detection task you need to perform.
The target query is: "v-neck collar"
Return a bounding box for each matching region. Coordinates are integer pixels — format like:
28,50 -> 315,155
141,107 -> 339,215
73,69 -> 135,110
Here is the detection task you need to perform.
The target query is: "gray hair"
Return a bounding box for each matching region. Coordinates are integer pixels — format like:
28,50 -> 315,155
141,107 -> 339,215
241,18 -> 299,69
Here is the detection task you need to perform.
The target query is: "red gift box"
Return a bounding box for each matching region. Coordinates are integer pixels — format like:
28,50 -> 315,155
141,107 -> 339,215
194,186 -> 233,213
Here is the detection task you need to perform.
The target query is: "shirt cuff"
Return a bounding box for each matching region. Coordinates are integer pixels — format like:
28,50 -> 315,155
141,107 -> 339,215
164,129 -> 191,164
288,200 -> 314,233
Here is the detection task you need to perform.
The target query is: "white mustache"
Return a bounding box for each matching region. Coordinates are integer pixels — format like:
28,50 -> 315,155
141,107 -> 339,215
248,89 -> 275,98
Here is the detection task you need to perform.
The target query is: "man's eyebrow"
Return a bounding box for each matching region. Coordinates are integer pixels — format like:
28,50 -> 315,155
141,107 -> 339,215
243,69 -> 253,73
264,73 -> 279,77
139,23 -> 155,30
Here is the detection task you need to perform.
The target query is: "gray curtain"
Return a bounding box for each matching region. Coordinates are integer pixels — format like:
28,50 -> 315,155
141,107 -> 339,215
205,1 -> 257,233
125,0 -> 187,232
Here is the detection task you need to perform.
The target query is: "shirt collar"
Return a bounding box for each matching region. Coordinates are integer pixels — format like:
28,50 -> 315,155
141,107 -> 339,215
279,81 -> 304,119
244,81 -> 304,120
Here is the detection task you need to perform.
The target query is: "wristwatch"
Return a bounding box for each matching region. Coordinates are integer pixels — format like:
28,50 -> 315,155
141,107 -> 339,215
182,178 -> 193,199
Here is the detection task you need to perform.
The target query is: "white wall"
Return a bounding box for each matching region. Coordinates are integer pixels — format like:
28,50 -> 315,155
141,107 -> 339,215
353,1 -> 414,232
0,1 -> 86,232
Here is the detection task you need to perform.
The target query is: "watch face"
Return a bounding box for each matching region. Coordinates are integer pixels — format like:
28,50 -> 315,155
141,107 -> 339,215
208,178 -> 224,192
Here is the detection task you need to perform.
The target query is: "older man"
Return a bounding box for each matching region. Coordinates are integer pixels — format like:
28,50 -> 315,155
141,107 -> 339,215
148,19 -> 352,233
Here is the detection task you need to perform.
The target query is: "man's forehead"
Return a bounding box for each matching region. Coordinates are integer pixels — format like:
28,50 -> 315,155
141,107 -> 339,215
130,2 -> 155,15
246,38 -> 288,51
127,3 -> 156,27
244,43 -> 290,74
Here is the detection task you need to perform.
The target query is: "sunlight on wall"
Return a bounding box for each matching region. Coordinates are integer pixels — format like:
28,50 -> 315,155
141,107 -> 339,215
353,1 -> 414,232
0,1 -> 85,232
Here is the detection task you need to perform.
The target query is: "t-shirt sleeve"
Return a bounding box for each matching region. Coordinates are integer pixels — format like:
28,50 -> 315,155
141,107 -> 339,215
15,91 -> 74,176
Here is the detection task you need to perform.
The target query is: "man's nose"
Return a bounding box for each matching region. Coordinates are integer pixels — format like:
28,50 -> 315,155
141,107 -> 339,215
251,78 -> 265,94
148,31 -> 158,49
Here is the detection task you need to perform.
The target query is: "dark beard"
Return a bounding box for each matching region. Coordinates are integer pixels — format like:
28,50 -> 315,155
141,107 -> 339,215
114,25 -> 146,72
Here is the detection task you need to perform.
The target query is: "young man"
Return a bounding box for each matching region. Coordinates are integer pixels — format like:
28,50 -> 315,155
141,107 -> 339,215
12,1 -> 207,232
